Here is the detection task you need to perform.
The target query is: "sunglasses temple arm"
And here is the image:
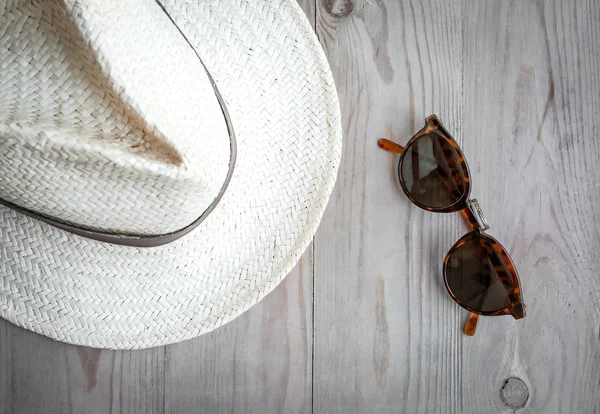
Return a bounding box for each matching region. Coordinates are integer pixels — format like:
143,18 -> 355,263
464,313 -> 479,336
378,139 -> 405,154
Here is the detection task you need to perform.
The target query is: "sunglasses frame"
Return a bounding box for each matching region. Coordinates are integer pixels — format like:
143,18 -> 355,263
443,231 -> 525,319
397,115 -> 472,213
379,114 -> 525,335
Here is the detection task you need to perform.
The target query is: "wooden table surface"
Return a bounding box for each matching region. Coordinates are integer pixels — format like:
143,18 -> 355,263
2,0 -> 600,413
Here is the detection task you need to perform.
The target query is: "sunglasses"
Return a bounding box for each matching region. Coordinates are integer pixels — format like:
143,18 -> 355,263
378,115 -> 525,336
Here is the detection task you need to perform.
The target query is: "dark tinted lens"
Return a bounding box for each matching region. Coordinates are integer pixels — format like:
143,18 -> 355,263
445,236 -> 515,312
400,134 -> 467,208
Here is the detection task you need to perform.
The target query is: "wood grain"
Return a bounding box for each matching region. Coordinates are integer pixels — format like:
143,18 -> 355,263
0,324 -> 166,413
461,1 -> 600,412
314,0 -> 466,412
162,250 -> 313,414
2,1 -> 600,413
298,0 -> 316,28
314,0 -> 600,413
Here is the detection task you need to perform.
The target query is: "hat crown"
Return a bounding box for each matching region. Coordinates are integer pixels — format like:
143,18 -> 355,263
0,0 -> 232,236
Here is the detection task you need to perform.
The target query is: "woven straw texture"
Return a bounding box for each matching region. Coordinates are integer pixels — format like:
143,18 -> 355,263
0,0 -> 342,349
0,0 -> 231,235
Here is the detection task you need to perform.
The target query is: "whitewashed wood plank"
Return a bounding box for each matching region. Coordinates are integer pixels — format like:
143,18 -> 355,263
314,0 -> 466,412
0,324 -> 165,413
313,0 -> 600,413
0,320 -> 12,413
163,249 -> 314,414
298,0 -> 316,29
460,1 -> 600,413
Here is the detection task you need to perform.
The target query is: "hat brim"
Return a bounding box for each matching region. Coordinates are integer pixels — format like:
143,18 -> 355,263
0,0 -> 342,349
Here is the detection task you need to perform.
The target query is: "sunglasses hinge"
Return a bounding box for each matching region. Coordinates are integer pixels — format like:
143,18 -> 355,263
467,198 -> 490,231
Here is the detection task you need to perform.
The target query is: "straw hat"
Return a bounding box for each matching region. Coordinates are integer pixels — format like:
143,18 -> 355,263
0,0 -> 342,349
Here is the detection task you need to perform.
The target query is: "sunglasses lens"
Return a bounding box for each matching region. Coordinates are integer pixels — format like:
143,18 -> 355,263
400,134 -> 467,208
445,235 -> 515,312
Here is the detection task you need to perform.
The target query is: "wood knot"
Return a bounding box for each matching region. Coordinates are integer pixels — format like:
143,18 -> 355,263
323,0 -> 354,17
500,377 -> 529,409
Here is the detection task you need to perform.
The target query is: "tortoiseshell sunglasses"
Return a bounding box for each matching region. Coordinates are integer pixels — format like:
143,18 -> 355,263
378,115 -> 525,335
